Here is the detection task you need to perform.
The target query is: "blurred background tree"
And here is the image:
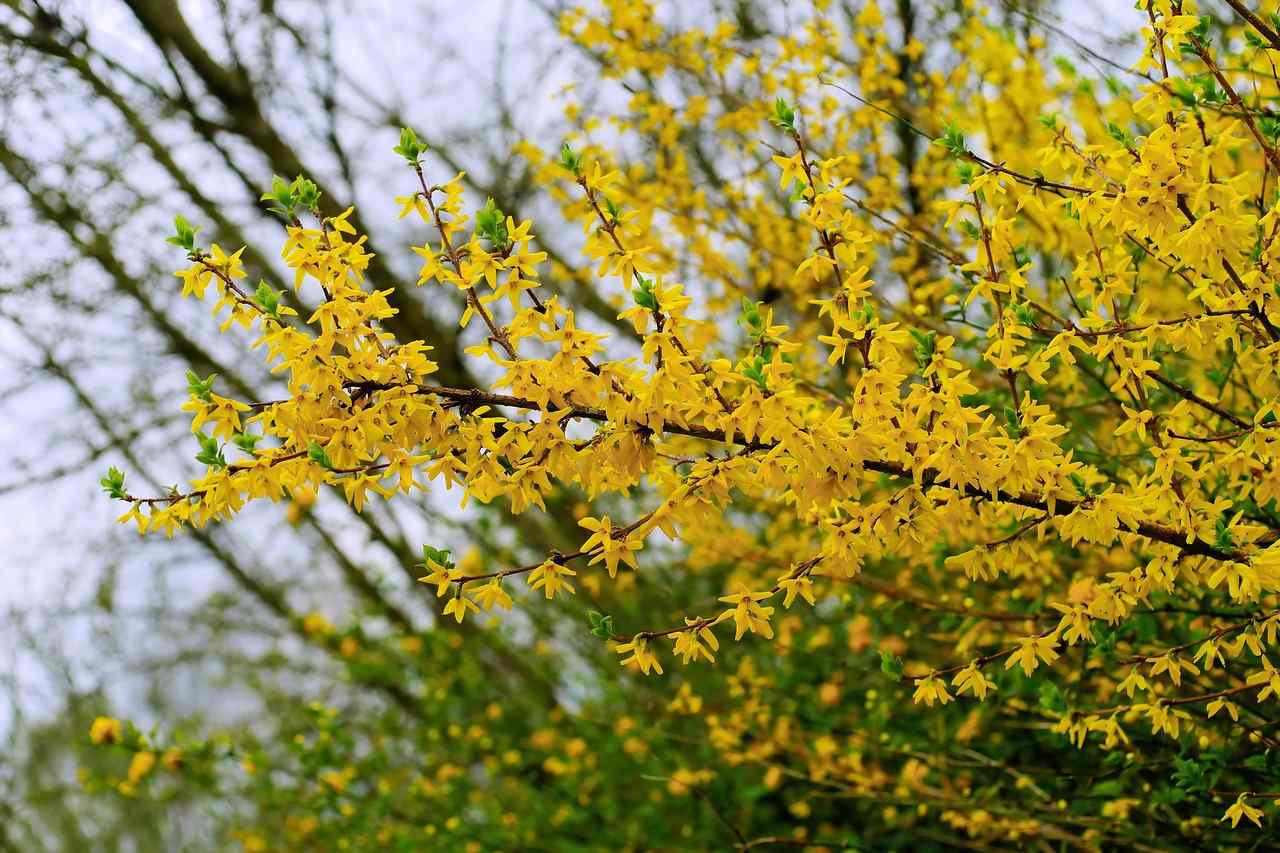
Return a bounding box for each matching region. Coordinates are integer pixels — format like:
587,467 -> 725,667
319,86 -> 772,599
0,1 -> 588,845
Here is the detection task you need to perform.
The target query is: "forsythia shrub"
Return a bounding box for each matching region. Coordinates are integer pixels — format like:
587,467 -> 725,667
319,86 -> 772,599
88,0 -> 1280,848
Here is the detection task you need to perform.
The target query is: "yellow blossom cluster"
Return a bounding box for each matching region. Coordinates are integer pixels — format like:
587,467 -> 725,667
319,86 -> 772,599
105,0 -> 1280,841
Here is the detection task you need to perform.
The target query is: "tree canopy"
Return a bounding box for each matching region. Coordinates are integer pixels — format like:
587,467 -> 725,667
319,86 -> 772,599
12,0 -> 1280,849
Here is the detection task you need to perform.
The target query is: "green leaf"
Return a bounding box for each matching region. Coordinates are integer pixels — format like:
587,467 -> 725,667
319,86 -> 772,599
1197,76 -> 1223,105
291,175 -> 320,211
1037,682 -> 1066,713
1214,516 -> 1235,551
165,214 -> 200,251
936,122 -> 966,158
770,97 -> 796,132
1172,757 -> 1207,792
909,328 -> 936,372
557,143 -> 582,175
255,174 -> 322,219
739,354 -> 768,391
100,466 -> 127,500
307,441 -> 334,471
1106,122 -> 1134,147
474,197 -> 508,248
261,174 -> 289,204
1262,117 -> 1280,145
740,297 -> 765,335
603,196 -> 622,223
587,611 -> 614,639
195,432 -> 227,470
632,277 -> 658,311
878,649 -> 903,680
1171,80 -> 1197,107
254,281 -> 281,316
1069,473 -> 1093,499
1191,15 -> 1210,43
186,370 -> 217,402
1011,302 -> 1036,327
421,545 -> 455,570
394,127 -> 427,164
1003,405 -> 1022,439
